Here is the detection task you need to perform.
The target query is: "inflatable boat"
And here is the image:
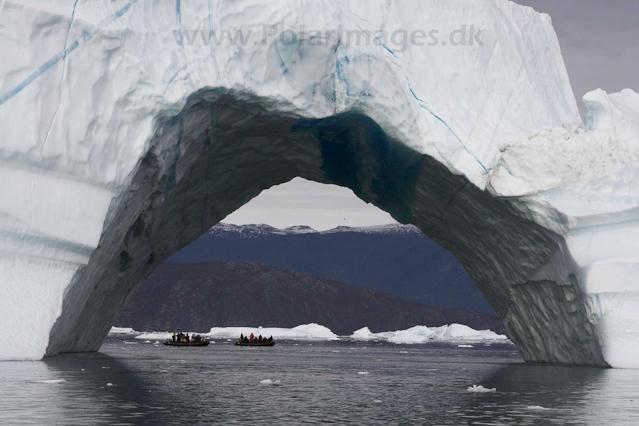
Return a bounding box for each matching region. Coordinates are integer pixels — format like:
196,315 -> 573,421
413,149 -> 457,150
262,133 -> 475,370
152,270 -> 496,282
234,340 -> 275,347
164,340 -> 210,347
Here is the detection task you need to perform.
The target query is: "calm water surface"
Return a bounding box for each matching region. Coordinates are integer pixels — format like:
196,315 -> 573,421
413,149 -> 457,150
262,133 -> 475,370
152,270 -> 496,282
1,336 -> 638,425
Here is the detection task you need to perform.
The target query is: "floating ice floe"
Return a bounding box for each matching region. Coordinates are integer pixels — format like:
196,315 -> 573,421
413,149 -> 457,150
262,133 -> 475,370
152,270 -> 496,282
32,379 -> 65,384
467,385 -> 497,393
259,379 -> 281,386
358,372 -> 370,375
108,327 -> 137,335
135,332 -> 177,340
526,405 -> 549,410
458,345 -> 474,348
350,324 -> 507,344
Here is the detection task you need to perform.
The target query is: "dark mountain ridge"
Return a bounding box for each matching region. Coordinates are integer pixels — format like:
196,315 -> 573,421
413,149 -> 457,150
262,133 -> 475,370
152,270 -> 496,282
116,261 -> 504,335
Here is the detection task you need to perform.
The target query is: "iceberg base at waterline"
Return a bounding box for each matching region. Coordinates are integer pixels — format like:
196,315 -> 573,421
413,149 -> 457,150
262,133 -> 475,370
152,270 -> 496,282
114,323 -> 508,343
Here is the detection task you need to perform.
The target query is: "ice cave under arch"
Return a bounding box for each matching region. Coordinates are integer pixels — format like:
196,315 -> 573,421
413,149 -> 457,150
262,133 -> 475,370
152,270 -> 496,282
1,0 -> 638,367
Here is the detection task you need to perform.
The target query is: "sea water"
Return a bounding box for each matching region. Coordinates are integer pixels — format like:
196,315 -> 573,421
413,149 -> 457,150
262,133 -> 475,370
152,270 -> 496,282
1,336 -> 638,425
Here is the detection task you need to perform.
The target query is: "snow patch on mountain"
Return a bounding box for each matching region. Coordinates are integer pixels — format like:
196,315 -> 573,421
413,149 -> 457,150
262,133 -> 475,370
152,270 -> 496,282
208,222 -> 420,237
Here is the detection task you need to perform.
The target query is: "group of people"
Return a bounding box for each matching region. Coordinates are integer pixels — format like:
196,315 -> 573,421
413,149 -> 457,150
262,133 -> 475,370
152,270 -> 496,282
172,332 -> 204,343
239,333 -> 273,343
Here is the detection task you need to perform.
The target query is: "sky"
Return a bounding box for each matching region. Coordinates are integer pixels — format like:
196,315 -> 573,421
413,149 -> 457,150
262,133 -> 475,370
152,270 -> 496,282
225,0 -> 639,231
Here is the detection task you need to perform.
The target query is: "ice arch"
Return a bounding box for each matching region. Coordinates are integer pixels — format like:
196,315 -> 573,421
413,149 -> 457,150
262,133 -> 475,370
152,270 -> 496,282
1,0 -> 638,366
43,89 -> 603,365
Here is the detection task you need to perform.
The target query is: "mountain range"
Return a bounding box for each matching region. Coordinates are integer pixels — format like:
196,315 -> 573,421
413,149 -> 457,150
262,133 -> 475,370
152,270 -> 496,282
167,223 -> 493,313
116,261 -> 504,335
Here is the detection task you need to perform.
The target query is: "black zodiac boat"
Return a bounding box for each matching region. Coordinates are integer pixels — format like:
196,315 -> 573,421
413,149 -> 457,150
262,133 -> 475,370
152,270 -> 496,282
164,340 -> 210,347
234,340 -> 275,347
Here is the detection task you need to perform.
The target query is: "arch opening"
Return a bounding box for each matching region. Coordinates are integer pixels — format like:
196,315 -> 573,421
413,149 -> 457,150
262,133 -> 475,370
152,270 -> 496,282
45,88 -> 607,366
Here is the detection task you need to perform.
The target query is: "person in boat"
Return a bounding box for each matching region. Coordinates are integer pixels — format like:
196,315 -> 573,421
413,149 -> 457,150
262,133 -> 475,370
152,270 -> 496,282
172,332 -> 176,343
239,333 -> 244,341
249,333 -> 255,342
268,336 -> 273,342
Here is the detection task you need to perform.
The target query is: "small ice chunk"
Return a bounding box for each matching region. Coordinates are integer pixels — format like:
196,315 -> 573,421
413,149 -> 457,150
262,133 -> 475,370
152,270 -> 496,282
399,351 -> 408,354
107,383 -> 113,387
374,400 -> 382,403
458,345 -> 474,348
124,342 -> 139,345
101,367 -> 110,369
33,379 -> 65,384
145,340 -> 151,343
467,385 -> 496,393
80,369 -> 85,371
109,327 -> 136,335
358,371 -> 369,375
259,379 -> 281,385
526,405 -> 549,410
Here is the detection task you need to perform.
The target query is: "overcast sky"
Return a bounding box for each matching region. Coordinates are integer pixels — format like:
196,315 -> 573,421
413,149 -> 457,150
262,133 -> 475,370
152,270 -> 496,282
224,0 -> 639,231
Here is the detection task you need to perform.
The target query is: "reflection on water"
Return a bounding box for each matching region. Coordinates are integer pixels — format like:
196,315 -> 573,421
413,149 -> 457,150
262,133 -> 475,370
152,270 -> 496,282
1,337 -> 638,425
0,353 -> 163,425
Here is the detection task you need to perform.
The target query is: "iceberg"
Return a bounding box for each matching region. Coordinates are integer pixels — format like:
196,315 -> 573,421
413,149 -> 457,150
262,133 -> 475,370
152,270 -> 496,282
0,0 -> 637,367
349,325 -> 507,343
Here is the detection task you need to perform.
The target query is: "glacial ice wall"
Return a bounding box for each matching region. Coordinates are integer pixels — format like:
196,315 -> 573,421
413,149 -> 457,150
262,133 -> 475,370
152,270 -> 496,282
0,0 -> 637,367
